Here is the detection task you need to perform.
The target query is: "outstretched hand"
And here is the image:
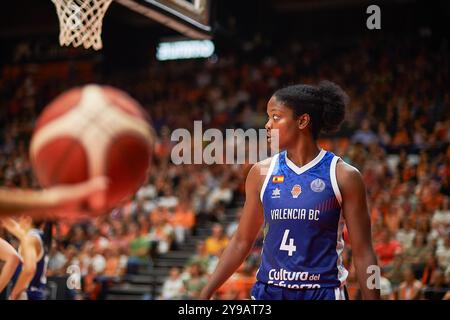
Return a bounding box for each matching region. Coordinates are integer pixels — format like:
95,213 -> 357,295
38,176 -> 110,222
0,217 -> 25,240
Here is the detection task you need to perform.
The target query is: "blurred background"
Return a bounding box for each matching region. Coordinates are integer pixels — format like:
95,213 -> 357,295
0,0 -> 449,300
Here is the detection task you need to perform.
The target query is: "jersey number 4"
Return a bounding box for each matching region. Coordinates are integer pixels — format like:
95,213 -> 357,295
280,229 -> 296,256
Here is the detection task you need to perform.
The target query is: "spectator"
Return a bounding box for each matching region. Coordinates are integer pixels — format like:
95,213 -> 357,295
127,223 -> 151,274
47,242 -> 67,276
351,119 -> 378,146
205,223 -> 229,256
63,226 -> 86,251
137,214 -> 150,236
159,267 -> 184,300
402,232 -> 429,276
432,197 -> 450,226
181,262 -> 208,299
103,247 -> 124,277
397,267 -> 422,300
170,201 -> 195,244
91,246 -> 106,274
110,222 -> 130,252
83,265 -> 100,300
78,242 -> 94,276
385,254 -> 406,288
396,219 -> 416,250
377,122 -> 391,149
61,245 -> 79,275
148,215 -> 174,254
436,233 -> 450,269
187,240 -> 211,273
379,268 -> 394,300
206,180 -> 233,213
375,230 -> 403,268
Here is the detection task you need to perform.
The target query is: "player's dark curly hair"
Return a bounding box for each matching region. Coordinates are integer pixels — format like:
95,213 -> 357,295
273,80 -> 349,139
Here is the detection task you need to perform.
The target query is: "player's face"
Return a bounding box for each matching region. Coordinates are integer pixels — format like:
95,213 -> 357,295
265,96 -> 301,149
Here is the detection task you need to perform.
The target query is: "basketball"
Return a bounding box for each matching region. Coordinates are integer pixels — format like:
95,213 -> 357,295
29,84 -> 154,210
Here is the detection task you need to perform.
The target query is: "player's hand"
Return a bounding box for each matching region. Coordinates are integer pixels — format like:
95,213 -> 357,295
40,176 -> 109,221
0,218 -> 26,240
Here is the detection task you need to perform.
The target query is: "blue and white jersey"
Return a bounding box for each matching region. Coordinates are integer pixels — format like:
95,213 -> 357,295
257,149 -> 348,289
12,229 -> 48,300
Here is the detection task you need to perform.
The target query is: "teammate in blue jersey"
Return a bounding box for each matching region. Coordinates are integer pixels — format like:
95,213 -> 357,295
201,81 -> 380,300
2,217 -> 50,300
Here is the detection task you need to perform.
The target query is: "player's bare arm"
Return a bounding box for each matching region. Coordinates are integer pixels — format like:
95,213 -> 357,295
1,218 -> 26,240
336,160 -> 381,300
0,238 -> 20,293
0,177 -> 108,220
199,158 -> 269,299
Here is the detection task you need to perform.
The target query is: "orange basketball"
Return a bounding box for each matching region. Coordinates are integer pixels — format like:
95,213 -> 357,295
30,84 -> 154,210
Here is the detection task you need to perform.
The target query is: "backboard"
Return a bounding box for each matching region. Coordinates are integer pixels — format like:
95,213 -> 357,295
115,0 -> 212,39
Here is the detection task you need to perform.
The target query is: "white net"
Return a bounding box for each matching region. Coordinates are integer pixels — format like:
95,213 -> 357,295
51,0 -> 113,50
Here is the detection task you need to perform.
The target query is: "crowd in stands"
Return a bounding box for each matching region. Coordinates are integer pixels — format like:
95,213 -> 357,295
0,33 -> 449,300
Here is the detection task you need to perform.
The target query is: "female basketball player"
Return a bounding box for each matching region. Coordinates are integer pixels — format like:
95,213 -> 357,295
200,81 -> 380,300
0,177 -> 108,220
2,217 -> 50,300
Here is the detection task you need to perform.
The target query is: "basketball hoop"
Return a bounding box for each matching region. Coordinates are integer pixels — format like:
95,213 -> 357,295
51,0 -> 113,50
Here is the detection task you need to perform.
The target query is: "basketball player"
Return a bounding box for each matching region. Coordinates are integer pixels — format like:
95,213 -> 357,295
0,238 -> 20,294
0,176 -> 108,220
1,217 -> 50,300
200,81 -> 380,300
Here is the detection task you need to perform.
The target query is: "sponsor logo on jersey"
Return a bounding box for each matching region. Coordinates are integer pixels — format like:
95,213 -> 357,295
310,178 -> 326,192
267,268 -> 322,289
271,188 -> 281,198
272,175 -> 284,183
291,184 -> 302,198
268,269 -> 321,282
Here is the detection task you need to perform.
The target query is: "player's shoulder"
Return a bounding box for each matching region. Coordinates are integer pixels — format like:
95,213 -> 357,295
249,154 -> 278,177
336,158 -> 361,177
27,229 -> 43,245
246,154 -> 278,187
255,155 -> 274,171
335,158 -> 365,189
